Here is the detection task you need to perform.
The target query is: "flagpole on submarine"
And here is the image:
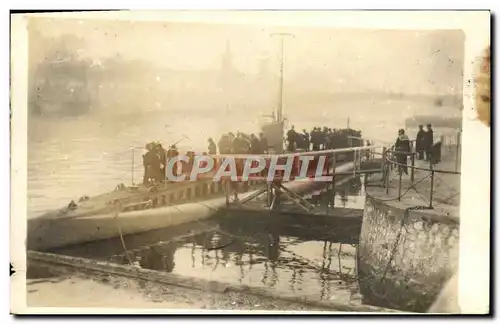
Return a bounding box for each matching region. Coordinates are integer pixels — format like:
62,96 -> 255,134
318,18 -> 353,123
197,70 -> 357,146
271,33 -> 294,123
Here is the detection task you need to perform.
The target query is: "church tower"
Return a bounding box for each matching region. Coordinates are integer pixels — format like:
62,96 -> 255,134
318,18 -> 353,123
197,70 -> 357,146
221,40 -> 234,80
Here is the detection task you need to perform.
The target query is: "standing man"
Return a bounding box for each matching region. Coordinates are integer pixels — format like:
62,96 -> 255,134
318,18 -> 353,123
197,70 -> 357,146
249,134 -> 261,154
207,138 -> 217,155
218,133 -> 232,154
302,129 -> 310,151
424,124 -> 434,161
416,125 -> 426,160
143,142 -> 161,185
155,142 -> 167,182
286,125 -> 297,152
311,127 -> 320,151
395,129 -> 410,175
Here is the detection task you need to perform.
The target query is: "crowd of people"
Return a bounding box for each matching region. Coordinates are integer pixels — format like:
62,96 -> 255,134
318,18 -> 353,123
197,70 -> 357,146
141,131 -> 269,186
286,126 -> 363,152
142,142 -> 181,185
212,126 -> 363,155
215,132 -> 269,154
141,126 -> 365,186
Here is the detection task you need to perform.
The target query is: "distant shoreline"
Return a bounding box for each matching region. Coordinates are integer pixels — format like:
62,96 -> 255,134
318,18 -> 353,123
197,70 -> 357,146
405,115 -> 462,129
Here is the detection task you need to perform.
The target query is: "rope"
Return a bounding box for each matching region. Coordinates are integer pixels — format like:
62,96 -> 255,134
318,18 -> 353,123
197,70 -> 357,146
380,205 -> 430,282
112,201 -> 134,266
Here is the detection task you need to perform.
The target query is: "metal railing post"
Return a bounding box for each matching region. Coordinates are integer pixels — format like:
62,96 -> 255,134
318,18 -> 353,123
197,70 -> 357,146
429,160 -> 434,209
410,153 -> 415,183
385,162 -> 390,194
398,168 -> 402,201
381,146 -> 387,181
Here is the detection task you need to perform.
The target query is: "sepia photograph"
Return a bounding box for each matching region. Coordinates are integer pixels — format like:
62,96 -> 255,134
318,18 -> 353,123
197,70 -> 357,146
9,10 -> 490,315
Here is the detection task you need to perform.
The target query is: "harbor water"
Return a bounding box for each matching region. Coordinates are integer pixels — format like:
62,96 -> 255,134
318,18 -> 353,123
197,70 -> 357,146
47,178 -> 366,304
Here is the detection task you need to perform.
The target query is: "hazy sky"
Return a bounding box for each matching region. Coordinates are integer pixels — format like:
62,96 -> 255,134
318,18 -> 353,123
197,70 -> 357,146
29,17 -> 465,95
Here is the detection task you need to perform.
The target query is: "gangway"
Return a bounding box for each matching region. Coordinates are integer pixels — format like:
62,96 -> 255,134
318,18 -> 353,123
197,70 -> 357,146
219,144 -> 385,214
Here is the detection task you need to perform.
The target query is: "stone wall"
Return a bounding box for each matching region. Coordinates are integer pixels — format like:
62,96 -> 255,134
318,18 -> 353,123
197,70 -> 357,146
357,195 -> 459,312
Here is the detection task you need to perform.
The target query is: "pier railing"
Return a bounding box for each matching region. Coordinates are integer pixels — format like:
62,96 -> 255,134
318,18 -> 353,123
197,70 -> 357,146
377,132 -> 462,209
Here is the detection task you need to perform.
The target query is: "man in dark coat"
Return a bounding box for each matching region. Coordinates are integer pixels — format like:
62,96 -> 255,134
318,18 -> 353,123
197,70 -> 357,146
310,127 -> 320,151
143,142 -> 161,185
155,143 -> 167,182
249,134 -> 261,154
415,125 -> 426,160
286,125 -> 298,152
218,133 -> 232,154
395,129 -> 410,175
424,124 -> 434,161
208,138 -> 217,155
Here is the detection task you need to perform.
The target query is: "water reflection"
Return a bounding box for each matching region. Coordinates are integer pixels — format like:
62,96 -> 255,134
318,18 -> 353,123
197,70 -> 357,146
306,175 -> 365,209
106,223 -> 359,301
